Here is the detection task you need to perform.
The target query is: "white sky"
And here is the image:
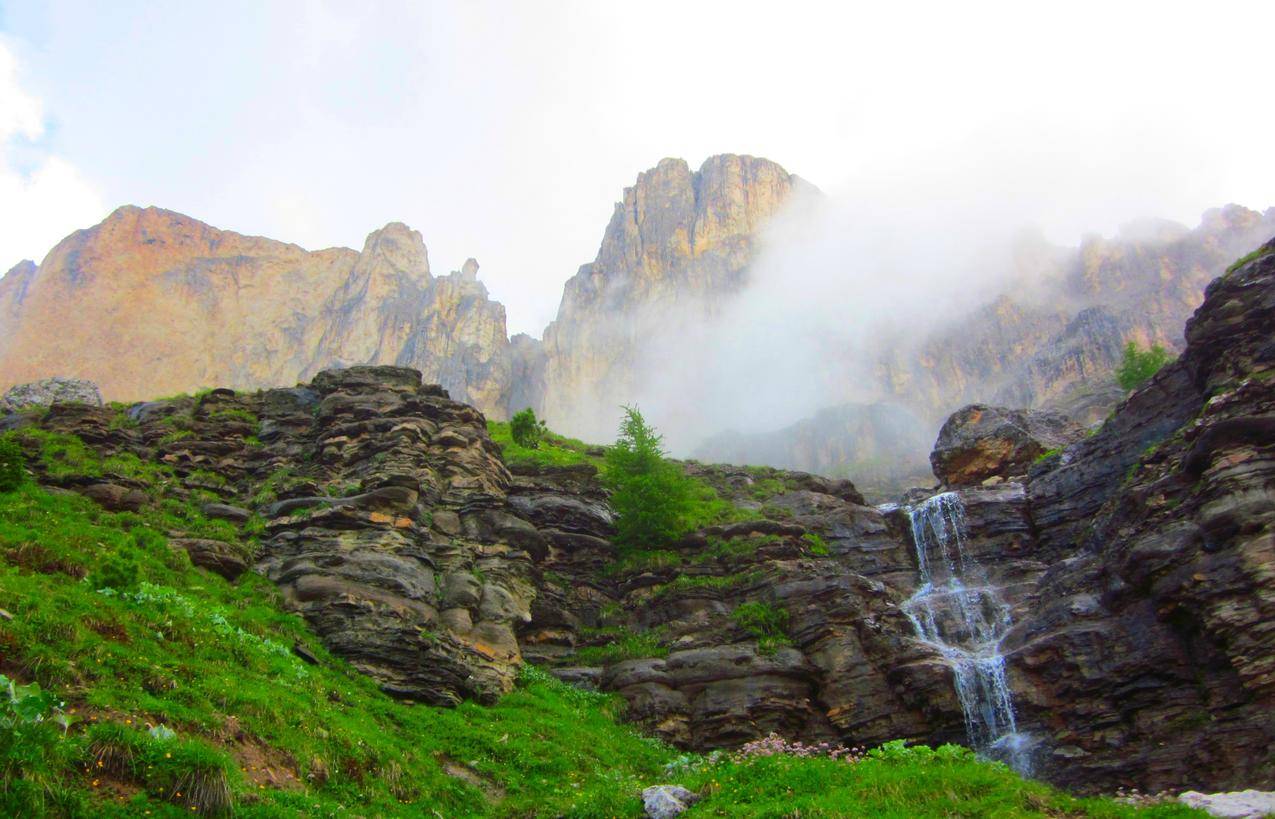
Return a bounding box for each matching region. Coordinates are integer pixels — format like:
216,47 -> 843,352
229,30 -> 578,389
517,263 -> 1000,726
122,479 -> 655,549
1,0 -> 1273,336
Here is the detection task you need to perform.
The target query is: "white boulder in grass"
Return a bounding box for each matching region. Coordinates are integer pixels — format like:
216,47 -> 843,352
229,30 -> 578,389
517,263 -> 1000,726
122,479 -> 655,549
642,784 -> 699,819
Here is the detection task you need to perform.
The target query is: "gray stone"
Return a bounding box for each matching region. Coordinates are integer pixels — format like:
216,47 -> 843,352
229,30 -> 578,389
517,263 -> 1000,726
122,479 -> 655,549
2,377 -> 102,411
440,571 -> 482,609
78,483 -> 148,512
170,538 -> 249,581
202,502 -> 252,523
642,785 -> 698,819
1178,790 -> 1275,818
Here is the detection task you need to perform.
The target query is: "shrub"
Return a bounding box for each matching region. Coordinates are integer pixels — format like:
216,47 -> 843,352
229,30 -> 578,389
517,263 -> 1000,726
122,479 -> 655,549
509,407 -> 547,449
0,438 -> 24,492
604,407 -> 697,549
0,675 -> 77,815
1115,341 -> 1172,391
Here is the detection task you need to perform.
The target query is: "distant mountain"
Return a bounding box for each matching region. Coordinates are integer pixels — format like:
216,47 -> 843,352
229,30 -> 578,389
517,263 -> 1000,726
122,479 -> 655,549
0,207 -> 511,414
1,160 -> 1271,493
693,402 -> 936,500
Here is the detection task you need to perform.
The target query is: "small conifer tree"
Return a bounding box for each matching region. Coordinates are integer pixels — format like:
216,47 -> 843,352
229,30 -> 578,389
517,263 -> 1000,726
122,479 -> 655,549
1115,341 -> 1173,391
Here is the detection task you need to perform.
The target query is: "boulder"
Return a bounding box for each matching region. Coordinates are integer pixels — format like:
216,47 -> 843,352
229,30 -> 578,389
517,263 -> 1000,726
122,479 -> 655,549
1178,790 -> 1275,818
170,538 -> 249,581
2,377 -> 103,411
77,483 -> 148,512
202,502 -> 252,523
641,785 -> 699,819
930,404 -> 1084,486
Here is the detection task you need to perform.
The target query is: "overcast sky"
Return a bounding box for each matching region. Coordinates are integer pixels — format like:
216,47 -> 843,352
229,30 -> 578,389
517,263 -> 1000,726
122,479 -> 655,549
1,0 -> 1273,336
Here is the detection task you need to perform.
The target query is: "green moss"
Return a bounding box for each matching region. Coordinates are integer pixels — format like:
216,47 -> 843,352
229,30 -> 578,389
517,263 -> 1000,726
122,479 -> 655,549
1033,447 -> 1062,465
158,428 -> 194,445
604,549 -> 685,576
1226,245 -> 1274,273
732,601 -> 791,655
802,532 -> 831,556
651,571 -> 763,601
696,534 -> 780,563
573,629 -> 668,665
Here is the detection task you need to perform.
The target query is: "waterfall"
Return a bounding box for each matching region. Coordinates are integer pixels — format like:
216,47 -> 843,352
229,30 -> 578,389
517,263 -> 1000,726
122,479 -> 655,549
902,492 -> 1032,773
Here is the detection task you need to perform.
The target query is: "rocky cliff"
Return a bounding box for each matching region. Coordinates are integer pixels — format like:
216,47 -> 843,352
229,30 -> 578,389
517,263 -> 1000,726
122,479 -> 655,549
534,155 -> 810,439
4,236 -> 1273,796
0,207 -> 512,416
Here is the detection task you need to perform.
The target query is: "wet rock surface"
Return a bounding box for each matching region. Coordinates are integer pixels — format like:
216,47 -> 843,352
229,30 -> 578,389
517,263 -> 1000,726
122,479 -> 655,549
930,404 -> 1085,487
1000,240 -> 1275,792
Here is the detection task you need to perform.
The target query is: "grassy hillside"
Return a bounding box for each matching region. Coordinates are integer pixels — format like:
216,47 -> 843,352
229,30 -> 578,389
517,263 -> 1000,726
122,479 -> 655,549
0,427 -> 1202,817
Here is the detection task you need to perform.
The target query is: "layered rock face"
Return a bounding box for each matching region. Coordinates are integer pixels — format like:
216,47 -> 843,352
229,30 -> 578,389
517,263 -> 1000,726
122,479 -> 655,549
535,155 -> 808,438
0,207 -> 512,416
910,240 -> 1275,791
511,461 -> 961,752
6,367 -> 539,704
1004,239 -> 1275,791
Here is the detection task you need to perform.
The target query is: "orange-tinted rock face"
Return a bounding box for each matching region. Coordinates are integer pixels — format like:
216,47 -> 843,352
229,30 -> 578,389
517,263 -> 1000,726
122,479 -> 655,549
537,154 -> 809,439
0,207 -> 512,415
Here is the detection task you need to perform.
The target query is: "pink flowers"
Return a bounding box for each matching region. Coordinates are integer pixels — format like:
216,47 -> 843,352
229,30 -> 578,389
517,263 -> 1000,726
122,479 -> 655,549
735,733 -> 867,764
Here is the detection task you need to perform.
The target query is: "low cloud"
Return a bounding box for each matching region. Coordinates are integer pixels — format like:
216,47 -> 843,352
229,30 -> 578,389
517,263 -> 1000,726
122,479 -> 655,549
0,39 -> 104,272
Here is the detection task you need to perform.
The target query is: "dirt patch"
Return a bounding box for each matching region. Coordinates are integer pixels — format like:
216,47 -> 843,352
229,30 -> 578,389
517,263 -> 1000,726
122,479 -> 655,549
438,754 -> 506,802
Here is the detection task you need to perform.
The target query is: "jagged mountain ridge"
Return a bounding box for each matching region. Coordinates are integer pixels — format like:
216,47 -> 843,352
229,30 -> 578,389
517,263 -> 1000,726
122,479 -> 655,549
0,207 -> 512,415
1,157 -> 1272,488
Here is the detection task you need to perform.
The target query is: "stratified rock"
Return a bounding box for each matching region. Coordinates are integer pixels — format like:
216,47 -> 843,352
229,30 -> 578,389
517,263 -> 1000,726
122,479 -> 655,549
253,366 -> 535,705
202,502 -> 251,523
1006,238 -> 1275,793
2,377 -> 103,410
930,404 -> 1085,486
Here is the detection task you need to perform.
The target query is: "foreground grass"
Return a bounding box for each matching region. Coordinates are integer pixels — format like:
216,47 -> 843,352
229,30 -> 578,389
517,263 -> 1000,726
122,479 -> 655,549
0,480 -> 670,816
0,427 -> 1203,816
678,749 -> 1201,817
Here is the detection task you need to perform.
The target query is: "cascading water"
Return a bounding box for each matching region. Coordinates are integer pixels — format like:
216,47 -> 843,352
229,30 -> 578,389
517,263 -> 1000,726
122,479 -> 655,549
902,492 -> 1033,773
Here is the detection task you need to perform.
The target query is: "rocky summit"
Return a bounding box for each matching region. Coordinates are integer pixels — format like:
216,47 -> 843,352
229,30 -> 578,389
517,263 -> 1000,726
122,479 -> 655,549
3,237 -> 1273,812
0,208 -> 512,416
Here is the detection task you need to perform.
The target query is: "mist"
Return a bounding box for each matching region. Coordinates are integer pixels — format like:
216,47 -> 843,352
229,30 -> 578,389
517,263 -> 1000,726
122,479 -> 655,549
605,129 -> 1274,462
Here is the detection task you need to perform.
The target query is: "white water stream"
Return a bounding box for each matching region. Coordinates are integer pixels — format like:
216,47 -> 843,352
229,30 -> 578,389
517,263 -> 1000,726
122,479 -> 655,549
902,492 -> 1033,773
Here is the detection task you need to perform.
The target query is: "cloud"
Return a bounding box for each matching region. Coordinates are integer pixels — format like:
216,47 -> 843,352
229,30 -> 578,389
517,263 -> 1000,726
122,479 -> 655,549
0,39 -> 104,271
